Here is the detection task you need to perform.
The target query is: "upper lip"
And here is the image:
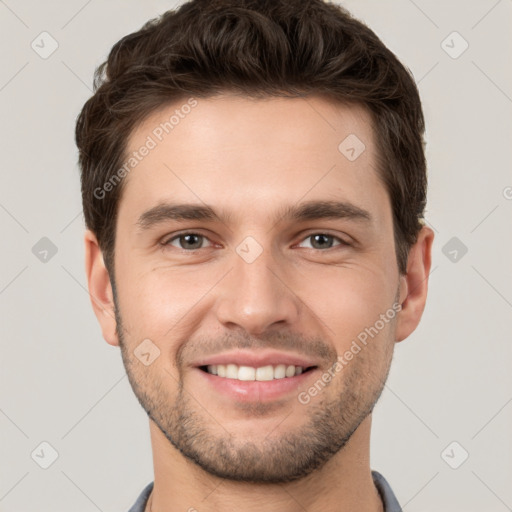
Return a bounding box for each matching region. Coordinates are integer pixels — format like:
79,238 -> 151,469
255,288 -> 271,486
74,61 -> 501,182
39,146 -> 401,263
192,350 -> 320,369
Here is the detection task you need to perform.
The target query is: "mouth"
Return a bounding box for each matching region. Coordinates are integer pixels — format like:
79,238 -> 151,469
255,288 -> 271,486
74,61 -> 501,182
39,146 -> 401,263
198,363 -> 317,381
194,363 -> 320,403
191,349 -> 324,403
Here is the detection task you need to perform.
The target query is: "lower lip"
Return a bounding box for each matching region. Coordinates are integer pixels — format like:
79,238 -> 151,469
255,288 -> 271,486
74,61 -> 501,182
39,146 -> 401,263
194,367 -> 319,402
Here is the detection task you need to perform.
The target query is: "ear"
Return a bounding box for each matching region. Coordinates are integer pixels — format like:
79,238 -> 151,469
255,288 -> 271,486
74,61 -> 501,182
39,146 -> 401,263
395,225 -> 435,342
84,230 -> 119,347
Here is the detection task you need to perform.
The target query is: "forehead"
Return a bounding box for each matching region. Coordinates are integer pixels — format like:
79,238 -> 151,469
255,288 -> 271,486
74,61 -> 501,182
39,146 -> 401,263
119,94 -> 389,225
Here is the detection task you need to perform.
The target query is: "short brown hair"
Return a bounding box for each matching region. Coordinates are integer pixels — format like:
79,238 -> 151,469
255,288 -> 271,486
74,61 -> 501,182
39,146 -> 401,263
75,0 -> 427,276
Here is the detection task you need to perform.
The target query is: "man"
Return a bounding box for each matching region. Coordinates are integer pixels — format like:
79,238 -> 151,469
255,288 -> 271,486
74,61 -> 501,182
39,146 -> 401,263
76,0 -> 434,510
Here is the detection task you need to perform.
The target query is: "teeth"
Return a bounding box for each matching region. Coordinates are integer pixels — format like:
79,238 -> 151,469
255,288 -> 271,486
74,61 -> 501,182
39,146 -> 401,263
256,365 -> 274,381
238,366 -> 256,381
274,364 -> 286,379
226,364 -> 238,379
204,363 -> 308,381
285,365 -> 296,377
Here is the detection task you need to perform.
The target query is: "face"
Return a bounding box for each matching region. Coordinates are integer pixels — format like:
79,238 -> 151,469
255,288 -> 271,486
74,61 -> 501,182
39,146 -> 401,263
88,94 -> 426,484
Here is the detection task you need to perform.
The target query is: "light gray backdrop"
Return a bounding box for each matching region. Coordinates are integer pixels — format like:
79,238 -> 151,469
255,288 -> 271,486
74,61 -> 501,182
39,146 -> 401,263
1,1 -> 511,511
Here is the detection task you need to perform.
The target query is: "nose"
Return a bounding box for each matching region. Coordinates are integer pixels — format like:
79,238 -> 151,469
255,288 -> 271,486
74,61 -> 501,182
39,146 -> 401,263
214,244 -> 300,336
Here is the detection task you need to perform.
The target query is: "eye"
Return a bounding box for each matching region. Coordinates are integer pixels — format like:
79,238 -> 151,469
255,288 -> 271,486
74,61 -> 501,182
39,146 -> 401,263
163,232 -> 213,250
161,232 -> 349,252
297,233 -> 349,250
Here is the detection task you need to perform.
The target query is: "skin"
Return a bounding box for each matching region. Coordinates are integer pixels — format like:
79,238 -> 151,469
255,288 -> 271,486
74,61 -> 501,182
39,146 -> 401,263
85,94 -> 434,512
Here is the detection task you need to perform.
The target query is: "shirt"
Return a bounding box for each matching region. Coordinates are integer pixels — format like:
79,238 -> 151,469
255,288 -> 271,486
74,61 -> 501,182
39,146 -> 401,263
127,470 -> 402,511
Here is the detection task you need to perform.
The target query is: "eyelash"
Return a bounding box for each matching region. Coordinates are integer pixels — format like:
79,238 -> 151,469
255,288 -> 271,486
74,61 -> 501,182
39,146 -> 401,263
161,232 -> 351,252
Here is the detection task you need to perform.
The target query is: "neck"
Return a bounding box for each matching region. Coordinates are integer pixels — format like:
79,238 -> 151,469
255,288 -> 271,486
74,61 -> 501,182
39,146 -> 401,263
147,415 -> 383,512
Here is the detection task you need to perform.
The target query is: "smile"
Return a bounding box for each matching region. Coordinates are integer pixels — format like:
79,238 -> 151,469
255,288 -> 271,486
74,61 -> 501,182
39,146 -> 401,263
200,363 -> 316,381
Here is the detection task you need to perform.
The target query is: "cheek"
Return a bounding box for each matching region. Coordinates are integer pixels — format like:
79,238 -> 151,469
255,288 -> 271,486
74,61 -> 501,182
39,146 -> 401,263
115,263 -> 217,342
296,263 -> 396,346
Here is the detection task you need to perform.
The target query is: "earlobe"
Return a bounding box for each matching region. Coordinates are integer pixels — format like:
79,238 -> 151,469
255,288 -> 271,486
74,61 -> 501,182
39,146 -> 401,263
84,230 -> 120,347
395,226 -> 435,343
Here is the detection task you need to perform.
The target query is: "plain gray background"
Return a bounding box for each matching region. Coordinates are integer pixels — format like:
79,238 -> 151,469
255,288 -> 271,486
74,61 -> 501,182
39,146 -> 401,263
1,0 -> 511,510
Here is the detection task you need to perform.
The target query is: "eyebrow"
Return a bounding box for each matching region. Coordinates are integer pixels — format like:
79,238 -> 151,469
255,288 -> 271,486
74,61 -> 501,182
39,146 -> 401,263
136,199 -> 372,231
